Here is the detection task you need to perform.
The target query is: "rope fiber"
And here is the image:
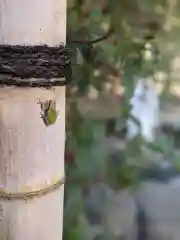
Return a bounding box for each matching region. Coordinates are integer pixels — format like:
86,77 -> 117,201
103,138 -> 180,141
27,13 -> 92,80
0,44 -> 72,87
0,175 -> 65,201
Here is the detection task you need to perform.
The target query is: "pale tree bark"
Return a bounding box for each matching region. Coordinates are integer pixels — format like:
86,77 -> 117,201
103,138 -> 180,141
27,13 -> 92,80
0,0 -> 66,240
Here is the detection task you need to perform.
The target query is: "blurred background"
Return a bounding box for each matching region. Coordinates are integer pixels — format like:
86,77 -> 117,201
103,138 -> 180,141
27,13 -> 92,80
64,0 -> 180,239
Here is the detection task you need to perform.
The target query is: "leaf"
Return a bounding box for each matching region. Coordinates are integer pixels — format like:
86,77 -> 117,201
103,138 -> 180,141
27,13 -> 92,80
64,225 -> 83,240
77,63 -> 94,94
73,26 -> 90,41
74,123 -> 109,181
68,10 -> 79,30
98,43 -> 116,59
145,142 -> 164,153
93,46 -> 108,63
68,227 -> 82,240
64,185 -> 83,226
78,44 -> 93,63
90,7 -> 102,22
90,25 -> 108,40
172,153 -> 180,172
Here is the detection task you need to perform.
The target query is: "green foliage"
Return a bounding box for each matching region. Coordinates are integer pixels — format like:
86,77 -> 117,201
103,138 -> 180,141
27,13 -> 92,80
172,152 -> 180,172
106,160 -> 140,190
65,0 -> 180,239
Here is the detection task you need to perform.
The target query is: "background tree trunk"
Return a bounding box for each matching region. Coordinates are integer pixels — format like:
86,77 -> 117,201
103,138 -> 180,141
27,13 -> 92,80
0,0 -> 66,239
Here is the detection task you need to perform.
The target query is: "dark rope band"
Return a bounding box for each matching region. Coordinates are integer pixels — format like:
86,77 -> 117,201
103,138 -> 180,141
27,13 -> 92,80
0,45 -> 72,87
0,175 -> 65,201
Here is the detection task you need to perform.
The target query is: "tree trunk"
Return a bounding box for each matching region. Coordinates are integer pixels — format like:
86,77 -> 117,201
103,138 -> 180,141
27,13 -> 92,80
0,0 -> 66,239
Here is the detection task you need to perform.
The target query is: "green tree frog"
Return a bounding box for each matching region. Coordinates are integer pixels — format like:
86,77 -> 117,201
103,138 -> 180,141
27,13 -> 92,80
38,100 -> 59,126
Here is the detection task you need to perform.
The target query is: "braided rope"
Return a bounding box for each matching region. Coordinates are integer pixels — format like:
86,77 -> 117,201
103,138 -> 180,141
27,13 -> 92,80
0,45 -> 72,87
0,175 -> 65,201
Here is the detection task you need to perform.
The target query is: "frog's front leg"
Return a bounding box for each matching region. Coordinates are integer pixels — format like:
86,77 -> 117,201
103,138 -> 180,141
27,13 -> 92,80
40,112 -> 50,126
37,100 -> 42,105
40,112 -> 43,119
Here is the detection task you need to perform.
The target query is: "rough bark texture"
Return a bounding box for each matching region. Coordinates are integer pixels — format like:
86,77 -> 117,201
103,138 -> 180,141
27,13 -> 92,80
0,0 -> 66,239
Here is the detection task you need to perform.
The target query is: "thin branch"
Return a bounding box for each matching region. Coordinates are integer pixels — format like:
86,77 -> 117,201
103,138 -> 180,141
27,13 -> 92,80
71,28 -> 113,45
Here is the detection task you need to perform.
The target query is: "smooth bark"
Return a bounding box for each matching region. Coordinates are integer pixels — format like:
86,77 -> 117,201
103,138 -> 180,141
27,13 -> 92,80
0,0 -> 66,239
